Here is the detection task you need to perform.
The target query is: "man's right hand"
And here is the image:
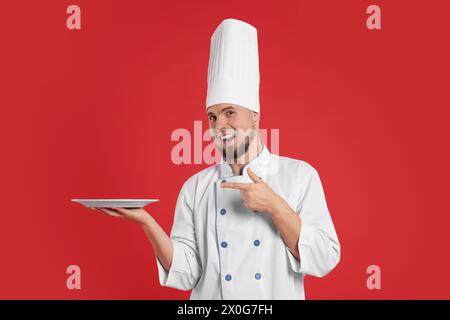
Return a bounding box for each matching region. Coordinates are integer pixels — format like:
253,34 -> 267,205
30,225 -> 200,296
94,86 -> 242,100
91,206 -> 173,272
93,207 -> 152,226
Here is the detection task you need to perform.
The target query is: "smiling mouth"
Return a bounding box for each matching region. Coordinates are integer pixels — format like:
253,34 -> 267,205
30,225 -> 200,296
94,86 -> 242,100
221,133 -> 236,143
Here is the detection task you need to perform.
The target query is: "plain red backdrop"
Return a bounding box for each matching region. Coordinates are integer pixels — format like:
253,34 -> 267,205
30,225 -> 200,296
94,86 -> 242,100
0,0 -> 449,299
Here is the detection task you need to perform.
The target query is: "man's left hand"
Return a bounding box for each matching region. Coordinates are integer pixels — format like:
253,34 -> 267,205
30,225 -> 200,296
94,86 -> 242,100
221,167 -> 284,214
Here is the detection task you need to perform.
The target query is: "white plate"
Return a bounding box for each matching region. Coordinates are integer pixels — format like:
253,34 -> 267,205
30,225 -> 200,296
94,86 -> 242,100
72,199 -> 159,208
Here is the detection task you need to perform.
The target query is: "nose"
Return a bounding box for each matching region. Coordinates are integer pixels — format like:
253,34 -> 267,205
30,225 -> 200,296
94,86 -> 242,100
215,114 -> 229,132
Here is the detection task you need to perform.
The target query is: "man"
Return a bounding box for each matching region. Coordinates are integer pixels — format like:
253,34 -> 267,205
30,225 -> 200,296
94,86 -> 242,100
96,18 -> 340,299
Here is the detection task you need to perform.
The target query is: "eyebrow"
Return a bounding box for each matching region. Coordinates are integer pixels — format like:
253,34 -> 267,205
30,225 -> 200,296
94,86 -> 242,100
207,106 -> 237,117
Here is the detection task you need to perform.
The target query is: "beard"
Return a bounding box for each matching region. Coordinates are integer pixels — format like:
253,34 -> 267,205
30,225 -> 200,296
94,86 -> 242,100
220,126 -> 257,164
222,136 -> 250,163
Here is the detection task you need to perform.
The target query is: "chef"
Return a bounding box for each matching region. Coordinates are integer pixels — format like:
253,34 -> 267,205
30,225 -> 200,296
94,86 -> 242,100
96,18 -> 340,299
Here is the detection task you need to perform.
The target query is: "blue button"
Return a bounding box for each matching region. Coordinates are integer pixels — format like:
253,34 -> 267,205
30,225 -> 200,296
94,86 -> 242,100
253,240 -> 260,247
221,241 -> 228,248
220,208 -> 227,215
225,274 -> 232,281
255,273 -> 261,280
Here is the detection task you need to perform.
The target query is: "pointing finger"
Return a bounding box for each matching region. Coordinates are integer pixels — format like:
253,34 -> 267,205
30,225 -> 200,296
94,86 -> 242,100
221,182 -> 251,190
247,168 -> 262,183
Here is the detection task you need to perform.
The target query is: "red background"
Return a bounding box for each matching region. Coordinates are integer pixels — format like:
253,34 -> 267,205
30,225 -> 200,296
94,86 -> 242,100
0,0 -> 449,299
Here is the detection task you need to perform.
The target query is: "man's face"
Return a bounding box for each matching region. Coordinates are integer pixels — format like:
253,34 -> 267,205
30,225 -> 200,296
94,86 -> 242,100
207,103 -> 260,163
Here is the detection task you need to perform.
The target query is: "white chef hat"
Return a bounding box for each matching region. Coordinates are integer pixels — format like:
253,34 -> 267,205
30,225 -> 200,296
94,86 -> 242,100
206,18 -> 260,113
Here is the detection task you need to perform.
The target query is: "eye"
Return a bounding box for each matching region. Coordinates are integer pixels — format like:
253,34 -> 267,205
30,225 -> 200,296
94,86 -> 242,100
226,110 -> 235,117
208,115 -> 216,121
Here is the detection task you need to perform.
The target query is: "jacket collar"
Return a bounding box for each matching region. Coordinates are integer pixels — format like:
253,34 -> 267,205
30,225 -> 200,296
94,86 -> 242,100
218,143 -> 272,179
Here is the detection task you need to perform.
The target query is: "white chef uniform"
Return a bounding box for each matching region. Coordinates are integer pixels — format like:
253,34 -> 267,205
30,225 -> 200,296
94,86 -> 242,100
156,144 -> 340,299
155,18 -> 340,299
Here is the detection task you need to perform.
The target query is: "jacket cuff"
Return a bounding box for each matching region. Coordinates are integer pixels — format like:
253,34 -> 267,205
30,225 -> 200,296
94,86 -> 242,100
286,224 -> 314,274
156,240 -> 183,287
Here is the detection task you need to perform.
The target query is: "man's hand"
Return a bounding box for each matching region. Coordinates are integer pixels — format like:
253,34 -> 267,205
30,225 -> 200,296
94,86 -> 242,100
91,207 -> 173,271
93,207 -> 152,226
221,167 -> 284,214
222,167 -> 301,260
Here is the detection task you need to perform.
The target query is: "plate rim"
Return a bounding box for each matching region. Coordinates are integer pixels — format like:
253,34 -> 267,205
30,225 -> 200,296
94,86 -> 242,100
72,199 -> 159,202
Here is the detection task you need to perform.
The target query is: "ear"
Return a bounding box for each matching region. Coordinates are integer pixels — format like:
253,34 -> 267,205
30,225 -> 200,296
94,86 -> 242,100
252,111 -> 260,125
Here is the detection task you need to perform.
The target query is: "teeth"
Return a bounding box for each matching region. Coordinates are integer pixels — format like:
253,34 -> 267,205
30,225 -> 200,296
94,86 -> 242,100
222,133 -> 235,142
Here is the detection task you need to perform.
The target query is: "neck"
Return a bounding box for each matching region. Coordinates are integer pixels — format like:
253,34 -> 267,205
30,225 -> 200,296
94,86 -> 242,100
229,138 -> 263,176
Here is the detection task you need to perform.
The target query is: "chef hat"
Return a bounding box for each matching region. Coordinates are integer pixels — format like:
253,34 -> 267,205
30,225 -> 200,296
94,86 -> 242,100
206,18 -> 260,113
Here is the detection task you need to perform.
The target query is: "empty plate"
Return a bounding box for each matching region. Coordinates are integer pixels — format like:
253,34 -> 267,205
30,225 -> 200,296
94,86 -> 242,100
72,199 -> 159,208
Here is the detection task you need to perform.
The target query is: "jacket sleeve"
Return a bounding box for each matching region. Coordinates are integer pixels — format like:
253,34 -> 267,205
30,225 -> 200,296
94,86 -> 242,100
286,165 -> 341,277
156,180 -> 202,290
